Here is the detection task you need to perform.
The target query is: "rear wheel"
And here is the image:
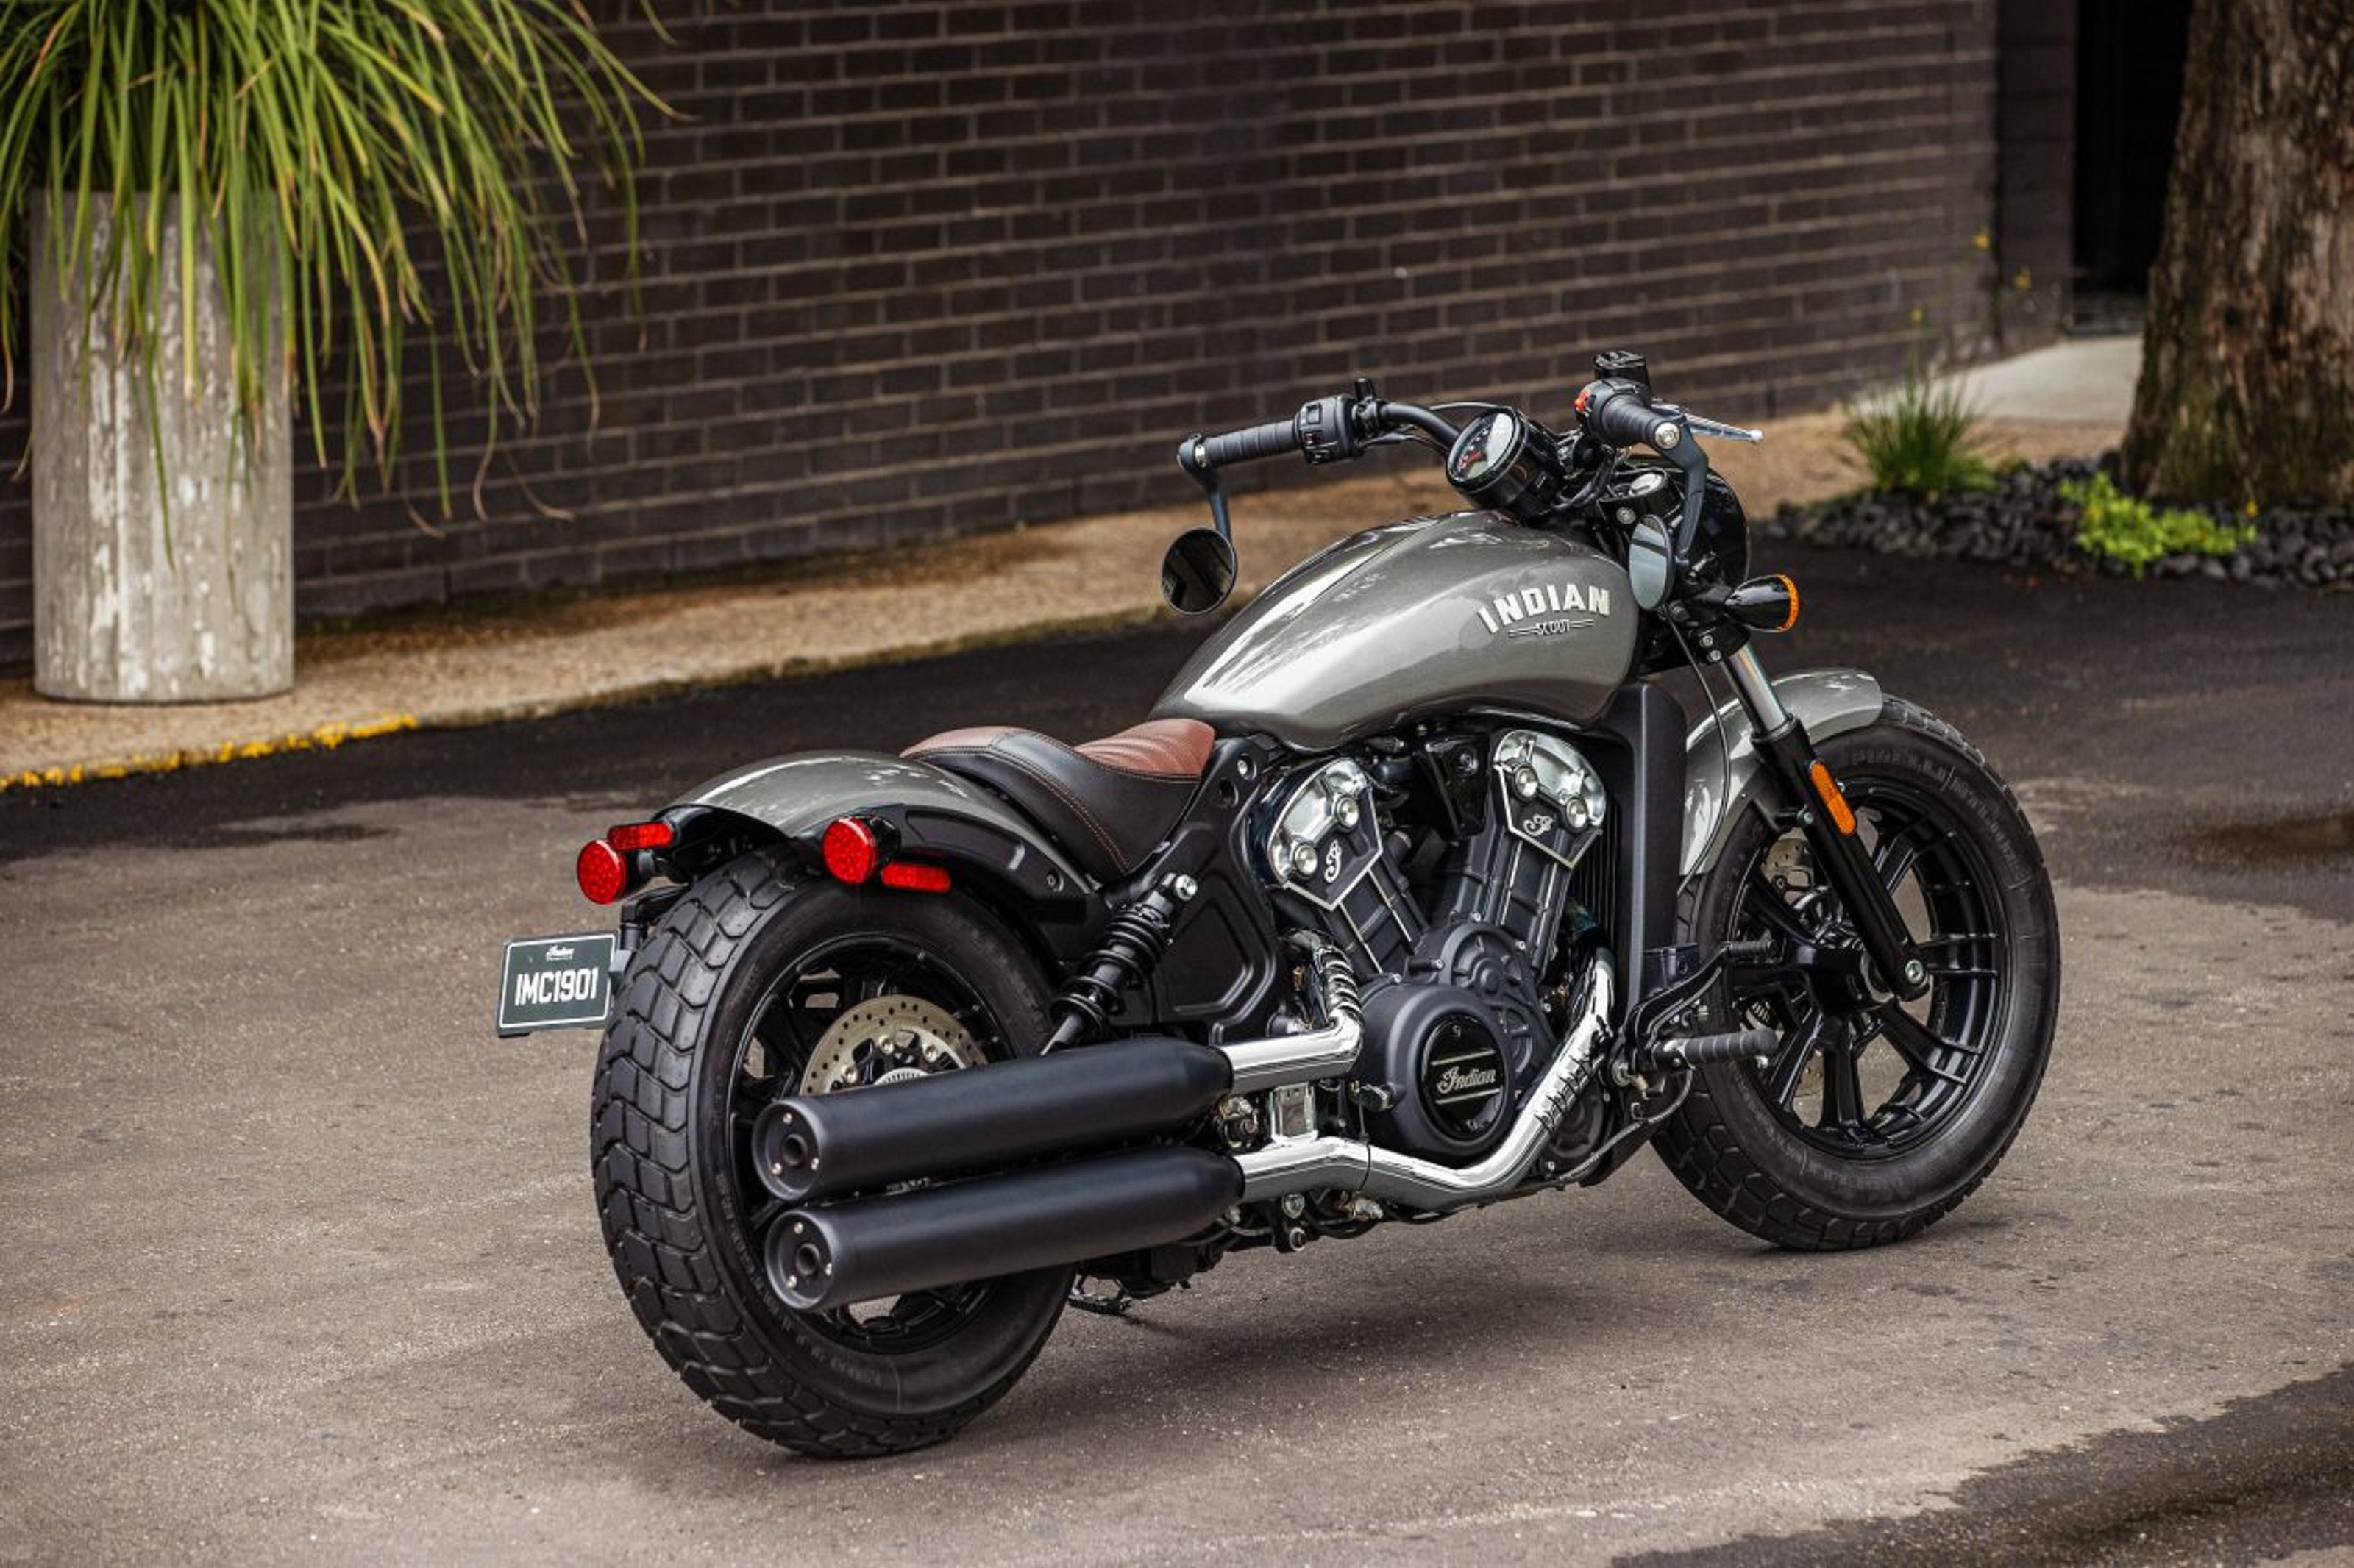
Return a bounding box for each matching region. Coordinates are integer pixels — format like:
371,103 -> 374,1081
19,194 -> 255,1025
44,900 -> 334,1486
1655,697 -> 2060,1248
592,848 -> 1070,1458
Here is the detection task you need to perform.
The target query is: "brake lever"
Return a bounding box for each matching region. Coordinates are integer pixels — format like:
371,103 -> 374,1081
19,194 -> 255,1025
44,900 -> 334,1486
1681,411 -> 1763,443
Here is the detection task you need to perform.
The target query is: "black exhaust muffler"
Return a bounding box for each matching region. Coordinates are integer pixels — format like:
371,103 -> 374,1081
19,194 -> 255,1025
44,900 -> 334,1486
752,1036 -> 1234,1203
767,1145 -> 1242,1312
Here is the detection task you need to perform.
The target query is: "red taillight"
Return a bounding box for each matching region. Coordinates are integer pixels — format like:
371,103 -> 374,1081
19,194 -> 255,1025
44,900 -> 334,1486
822,817 -> 881,884
576,839 -> 630,904
879,861 -> 952,893
606,820 -> 675,853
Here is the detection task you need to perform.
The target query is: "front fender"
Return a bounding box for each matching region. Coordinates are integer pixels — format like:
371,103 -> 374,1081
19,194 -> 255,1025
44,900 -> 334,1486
1679,669 -> 1885,879
668,750 -> 1102,956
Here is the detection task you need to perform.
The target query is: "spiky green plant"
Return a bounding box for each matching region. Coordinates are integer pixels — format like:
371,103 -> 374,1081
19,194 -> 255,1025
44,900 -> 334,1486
0,0 -> 663,518
1841,355 -> 1996,502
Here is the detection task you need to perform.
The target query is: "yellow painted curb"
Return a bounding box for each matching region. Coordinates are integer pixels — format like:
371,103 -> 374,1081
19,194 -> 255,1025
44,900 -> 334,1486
0,714 -> 421,795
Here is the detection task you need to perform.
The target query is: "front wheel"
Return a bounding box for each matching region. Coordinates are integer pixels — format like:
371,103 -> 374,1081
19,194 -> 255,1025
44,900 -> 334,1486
1654,696 -> 2060,1248
591,848 -> 1070,1458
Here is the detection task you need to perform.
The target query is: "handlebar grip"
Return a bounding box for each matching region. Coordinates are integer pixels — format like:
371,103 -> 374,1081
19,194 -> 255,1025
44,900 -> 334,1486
1198,417 -> 1301,468
1579,382 -> 1677,452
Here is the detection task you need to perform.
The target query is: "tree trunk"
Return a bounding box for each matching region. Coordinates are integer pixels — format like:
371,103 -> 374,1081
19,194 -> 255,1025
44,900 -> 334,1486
2119,0 -> 2354,507
31,194 -> 292,702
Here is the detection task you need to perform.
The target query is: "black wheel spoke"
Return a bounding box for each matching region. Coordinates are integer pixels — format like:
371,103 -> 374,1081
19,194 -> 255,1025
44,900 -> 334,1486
744,1194 -> 786,1237
1871,816 -> 1937,891
763,998 -> 822,1056
1817,1046 -> 1867,1131
1876,1004 -> 1978,1084
735,1076 -> 784,1127
1763,1005 -> 1832,1109
1871,1101 -> 1924,1136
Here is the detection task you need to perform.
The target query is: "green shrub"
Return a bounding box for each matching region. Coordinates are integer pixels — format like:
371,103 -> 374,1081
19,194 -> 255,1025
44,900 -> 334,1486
1841,363 -> 1995,500
2062,472 -> 2254,575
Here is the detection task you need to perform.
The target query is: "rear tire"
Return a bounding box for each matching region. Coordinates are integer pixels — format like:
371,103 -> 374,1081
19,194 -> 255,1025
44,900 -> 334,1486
592,847 -> 1070,1458
1654,697 -> 2060,1249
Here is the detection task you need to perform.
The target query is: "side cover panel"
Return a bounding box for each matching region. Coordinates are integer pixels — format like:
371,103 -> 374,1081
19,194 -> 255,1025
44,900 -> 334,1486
1679,669 -> 1885,878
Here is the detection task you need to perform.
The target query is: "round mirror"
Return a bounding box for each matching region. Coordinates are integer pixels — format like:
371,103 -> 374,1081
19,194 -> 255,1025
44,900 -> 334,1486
1626,516 -> 1676,611
1160,526 -> 1238,616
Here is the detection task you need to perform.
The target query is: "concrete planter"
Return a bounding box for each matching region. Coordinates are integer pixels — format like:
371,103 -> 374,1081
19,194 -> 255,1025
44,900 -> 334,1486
32,194 -> 292,702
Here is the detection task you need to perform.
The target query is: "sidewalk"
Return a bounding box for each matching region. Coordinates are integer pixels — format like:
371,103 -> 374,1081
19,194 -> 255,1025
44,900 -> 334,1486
0,351 -> 2133,791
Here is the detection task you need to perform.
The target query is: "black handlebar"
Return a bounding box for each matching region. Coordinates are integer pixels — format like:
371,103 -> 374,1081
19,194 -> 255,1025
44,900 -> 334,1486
1193,418 -> 1302,469
1182,392 -> 1463,482
1174,368 -> 1742,590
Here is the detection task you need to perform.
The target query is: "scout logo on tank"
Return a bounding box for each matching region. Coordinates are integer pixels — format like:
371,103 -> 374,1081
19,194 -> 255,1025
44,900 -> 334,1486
1476,580 -> 1612,638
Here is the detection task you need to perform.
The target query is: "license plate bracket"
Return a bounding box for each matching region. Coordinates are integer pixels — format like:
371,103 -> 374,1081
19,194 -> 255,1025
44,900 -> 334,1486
497,933 -> 618,1037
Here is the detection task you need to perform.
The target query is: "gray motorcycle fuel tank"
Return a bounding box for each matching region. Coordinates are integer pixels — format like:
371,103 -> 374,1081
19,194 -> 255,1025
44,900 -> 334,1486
1153,512 -> 1638,752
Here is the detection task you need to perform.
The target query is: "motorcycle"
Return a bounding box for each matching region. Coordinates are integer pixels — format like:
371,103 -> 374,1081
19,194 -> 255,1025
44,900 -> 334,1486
497,349 -> 2060,1458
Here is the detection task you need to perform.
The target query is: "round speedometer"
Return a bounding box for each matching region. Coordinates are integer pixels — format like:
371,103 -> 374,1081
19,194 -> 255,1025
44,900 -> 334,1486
1450,410 -> 1520,482
1446,408 -> 1568,523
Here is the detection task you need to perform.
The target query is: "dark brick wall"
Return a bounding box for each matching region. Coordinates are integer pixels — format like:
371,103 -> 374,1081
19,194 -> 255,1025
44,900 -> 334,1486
1998,0 -> 2074,344
0,0 -> 2002,671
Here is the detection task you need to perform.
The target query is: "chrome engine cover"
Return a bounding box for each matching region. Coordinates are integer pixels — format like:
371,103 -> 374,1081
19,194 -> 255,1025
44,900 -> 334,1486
1492,727 -> 1605,864
1264,758 -> 1425,980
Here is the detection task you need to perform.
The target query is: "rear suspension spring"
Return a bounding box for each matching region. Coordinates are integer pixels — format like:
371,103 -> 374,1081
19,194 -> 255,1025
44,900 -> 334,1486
1047,874 -> 1197,1050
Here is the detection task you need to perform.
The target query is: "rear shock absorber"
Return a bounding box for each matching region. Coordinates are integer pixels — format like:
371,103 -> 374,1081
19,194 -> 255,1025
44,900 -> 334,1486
1046,874 -> 1198,1051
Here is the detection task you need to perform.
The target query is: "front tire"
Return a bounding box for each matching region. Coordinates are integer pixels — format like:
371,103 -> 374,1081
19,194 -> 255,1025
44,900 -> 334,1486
1654,697 -> 2060,1249
592,848 -> 1070,1458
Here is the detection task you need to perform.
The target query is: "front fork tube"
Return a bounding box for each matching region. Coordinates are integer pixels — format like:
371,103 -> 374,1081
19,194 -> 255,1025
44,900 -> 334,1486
1725,647 -> 1930,1002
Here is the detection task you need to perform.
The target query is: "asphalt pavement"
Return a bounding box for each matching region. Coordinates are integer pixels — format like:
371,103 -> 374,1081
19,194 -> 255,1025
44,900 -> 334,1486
1,544 -> 2349,1564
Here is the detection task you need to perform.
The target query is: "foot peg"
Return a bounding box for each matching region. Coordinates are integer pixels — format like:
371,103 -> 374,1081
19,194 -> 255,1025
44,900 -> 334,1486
1642,1027 -> 1779,1071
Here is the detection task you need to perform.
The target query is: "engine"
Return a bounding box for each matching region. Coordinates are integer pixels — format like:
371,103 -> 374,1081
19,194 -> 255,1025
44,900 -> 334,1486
1262,729 -> 1609,1163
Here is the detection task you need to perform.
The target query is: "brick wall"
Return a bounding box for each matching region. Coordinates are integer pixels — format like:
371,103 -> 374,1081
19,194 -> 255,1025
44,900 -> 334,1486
1997,0 -> 2074,344
0,0 -> 2000,672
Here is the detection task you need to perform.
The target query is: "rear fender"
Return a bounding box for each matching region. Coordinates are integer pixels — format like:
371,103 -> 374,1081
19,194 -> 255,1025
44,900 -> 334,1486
661,751 -> 1105,961
1680,670 -> 1885,880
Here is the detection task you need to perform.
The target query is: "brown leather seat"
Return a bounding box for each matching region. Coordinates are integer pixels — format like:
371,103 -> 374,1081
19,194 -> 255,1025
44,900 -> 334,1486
903,719 -> 1215,885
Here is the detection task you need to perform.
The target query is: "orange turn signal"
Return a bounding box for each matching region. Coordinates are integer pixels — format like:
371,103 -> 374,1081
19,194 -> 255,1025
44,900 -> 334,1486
1809,761 -> 1857,835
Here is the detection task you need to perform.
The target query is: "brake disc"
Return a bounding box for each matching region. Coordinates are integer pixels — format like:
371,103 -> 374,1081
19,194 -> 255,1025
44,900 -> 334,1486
798,995 -> 978,1095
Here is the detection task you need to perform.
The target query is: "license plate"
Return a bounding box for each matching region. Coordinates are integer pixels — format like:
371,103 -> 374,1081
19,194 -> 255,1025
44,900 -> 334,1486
497,933 -> 617,1037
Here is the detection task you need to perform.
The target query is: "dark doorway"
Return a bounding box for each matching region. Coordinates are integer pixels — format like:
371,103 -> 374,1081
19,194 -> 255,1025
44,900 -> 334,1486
2073,0 -> 2194,327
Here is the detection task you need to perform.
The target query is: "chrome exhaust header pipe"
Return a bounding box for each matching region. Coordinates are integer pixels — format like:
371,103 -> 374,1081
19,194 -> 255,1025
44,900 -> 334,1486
1236,960 -> 1615,1211
1219,936 -> 1362,1092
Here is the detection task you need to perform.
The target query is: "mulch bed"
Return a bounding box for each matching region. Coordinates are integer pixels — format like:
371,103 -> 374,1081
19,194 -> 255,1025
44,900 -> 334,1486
1757,456 -> 2354,590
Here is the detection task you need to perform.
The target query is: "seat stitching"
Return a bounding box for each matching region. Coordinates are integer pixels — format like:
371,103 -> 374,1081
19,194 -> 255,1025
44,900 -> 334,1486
920,742 -> 1126,869
987,742 -> 1128,866
1071,755 -> 1201,781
